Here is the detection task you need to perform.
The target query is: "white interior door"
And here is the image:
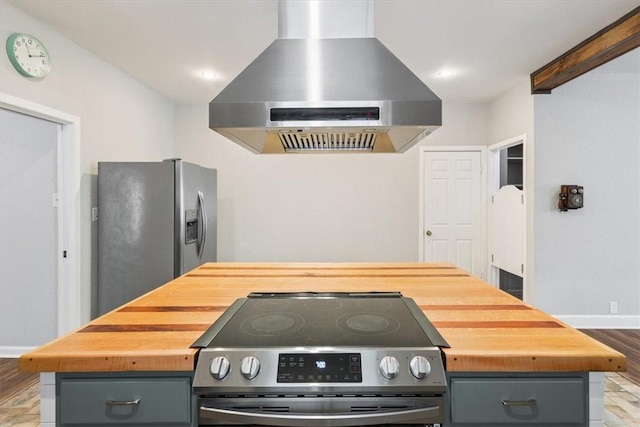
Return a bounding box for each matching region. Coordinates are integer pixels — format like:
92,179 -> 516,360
487,135 -> 527,294
0,108 -> 59,354
490,185 -> 524,277
421,150 -> 484,277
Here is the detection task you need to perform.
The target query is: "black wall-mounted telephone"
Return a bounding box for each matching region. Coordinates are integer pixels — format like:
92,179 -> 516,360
558,185 -> 584,211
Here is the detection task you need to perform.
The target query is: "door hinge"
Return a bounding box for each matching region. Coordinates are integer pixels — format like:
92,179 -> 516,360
491,195 -> 494,204
521,264 -> 524,274
63,250 -> 67,258
491,254 -> 494,262
521,194 -> 524,204
52,193 -> 59,208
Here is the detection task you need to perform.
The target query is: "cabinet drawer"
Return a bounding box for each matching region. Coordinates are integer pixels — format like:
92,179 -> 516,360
58,377 -> 191,425
450,377 -> 586,424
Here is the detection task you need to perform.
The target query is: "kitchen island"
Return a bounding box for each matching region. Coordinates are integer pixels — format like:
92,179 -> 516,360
20,263 -> 625,426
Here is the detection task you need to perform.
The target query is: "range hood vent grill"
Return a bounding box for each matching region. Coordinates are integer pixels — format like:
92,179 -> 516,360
279,132 -> 377,152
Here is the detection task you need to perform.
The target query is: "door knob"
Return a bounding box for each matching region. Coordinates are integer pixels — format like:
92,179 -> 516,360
426,230 -> 432,236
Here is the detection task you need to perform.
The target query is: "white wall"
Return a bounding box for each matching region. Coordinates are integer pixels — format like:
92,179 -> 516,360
0,0 -> 175,324
488,78 -> 534,145
175,102 -> 488,262
533,49 -> 640,327
488,79 -> 535,301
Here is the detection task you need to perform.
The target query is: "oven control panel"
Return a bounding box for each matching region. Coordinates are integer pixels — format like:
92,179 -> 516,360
277,353 -> 362,382
194,347 -> 447,394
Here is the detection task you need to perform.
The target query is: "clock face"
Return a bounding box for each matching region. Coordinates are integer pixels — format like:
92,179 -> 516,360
6,33 -> 51,79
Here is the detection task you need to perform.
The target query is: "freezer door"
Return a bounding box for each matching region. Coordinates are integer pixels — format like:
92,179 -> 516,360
97,162 -> 175,315
176,161 -> 217,274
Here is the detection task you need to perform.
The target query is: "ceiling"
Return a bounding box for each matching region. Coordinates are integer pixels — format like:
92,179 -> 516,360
8,0 -> 639,104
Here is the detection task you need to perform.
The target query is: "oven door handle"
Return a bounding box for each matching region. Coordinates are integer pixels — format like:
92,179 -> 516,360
199,405 -> 441,427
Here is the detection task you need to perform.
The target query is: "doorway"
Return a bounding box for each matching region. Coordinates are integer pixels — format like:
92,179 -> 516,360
0,93 -> 82,356
488,135 -> 526,299
419,147 -> 486,278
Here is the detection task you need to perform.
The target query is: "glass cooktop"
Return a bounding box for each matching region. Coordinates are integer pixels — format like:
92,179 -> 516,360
192,292 -> 449,349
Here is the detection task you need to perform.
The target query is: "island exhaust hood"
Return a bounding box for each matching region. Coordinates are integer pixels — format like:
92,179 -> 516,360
209,0 -> 441,153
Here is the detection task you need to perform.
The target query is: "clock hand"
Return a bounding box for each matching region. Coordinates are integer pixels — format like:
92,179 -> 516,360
24,43 -> 44,58
24,40 -> 46,58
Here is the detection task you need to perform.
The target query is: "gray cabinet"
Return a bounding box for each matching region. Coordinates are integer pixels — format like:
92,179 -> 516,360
446,373 -> 588,426
57,372 -> 194,426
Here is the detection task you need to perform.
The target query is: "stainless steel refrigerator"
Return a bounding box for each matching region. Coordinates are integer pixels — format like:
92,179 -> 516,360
97,159 -> 217,315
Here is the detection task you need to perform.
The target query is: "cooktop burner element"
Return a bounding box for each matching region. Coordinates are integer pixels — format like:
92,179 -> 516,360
255,299 -> 290,311
192,292 -> 450,426
337,312 -> 400,335
240,313 -> 305,336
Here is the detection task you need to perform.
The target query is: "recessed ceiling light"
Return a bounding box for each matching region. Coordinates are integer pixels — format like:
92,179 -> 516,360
436,69 -> 454,78
199,70 -> 217,81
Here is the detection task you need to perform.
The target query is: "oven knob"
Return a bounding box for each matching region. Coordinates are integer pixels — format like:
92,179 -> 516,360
240,356 -> 260,380
379,356 -> 400,380
409,356 -> 431,379
210,356 -> 230,380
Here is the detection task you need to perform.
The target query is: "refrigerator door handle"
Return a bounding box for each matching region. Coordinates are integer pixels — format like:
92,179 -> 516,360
197,190 -> 207,259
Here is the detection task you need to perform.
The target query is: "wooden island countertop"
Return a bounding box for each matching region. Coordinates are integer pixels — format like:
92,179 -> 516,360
19,263 -> 626,374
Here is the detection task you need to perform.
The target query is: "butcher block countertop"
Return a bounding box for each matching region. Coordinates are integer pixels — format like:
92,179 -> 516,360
19,263 -> 625,374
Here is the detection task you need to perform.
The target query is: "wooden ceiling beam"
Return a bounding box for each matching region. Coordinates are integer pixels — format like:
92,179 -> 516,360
531,6 -> 640,94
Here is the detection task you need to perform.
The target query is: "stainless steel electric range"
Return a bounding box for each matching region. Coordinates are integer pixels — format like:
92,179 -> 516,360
192,292 -> 449,427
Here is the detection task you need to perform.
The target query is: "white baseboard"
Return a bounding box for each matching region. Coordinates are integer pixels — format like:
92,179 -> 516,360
552,315 -> 640,329
0,346 -> 36,358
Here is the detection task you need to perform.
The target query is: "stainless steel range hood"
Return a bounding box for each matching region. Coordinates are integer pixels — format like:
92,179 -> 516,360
209,0 -> 441,154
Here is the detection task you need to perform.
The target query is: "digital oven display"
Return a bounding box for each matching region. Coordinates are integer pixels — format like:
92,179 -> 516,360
277,353 -> 362,383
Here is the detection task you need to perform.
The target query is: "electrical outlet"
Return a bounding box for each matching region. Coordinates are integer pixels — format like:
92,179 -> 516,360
609,301 -> 618,314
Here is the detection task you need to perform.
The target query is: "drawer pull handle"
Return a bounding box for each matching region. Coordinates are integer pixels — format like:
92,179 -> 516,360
501,399 -> 537,407
105,399 -> 141,406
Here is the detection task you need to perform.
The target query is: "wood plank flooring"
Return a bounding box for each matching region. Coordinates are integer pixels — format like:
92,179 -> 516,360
0,358 -> 38,403
581,329 -> 640,385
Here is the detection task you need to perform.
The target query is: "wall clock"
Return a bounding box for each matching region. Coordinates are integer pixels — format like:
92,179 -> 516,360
5,33 -> 51,79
